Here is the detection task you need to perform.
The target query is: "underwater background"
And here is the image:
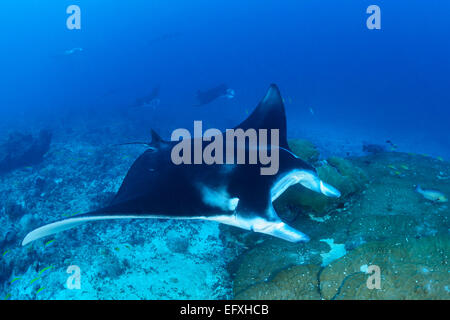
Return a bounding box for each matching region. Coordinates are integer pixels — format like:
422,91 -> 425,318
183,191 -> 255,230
0,0 -> 448,299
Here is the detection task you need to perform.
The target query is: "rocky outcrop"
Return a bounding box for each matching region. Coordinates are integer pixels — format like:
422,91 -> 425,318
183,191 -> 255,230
0,130 -> 52,174
232,145 -> 450,300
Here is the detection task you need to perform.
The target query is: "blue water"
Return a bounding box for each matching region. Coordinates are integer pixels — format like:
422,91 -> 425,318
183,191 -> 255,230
1,1 -> 449,155
0,0 -> 449,300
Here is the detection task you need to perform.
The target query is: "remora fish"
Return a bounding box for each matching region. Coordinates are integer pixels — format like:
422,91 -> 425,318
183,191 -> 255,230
415,185 -> 448,203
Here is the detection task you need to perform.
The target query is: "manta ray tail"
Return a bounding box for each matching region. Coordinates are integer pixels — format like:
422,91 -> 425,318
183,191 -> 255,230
21,211 -> 156,246
23,215 -> 79,246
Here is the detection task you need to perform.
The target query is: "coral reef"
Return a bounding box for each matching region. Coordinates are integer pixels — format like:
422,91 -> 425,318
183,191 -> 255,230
235,235 -> 449,300
1,132 -> 448,300
232,147 -> 449,300
235,265 -> 321,300
232,239 -> 327,296
288,139 -> 320,164
319,235 -> 449,300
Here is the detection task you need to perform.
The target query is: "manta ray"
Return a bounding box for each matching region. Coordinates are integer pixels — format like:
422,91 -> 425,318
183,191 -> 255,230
22,84 -> 340,246
195,84 -> 235,106
130,85 -> 160,108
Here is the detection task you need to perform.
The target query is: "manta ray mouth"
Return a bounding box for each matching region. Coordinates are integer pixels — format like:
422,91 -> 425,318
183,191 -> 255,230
262,169 -> 340,242
271,169 -> 341,202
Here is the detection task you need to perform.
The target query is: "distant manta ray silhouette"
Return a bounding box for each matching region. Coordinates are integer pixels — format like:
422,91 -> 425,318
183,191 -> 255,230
195,84 -> 235,106
22,84 -> 341,246
130,85 -> 160,108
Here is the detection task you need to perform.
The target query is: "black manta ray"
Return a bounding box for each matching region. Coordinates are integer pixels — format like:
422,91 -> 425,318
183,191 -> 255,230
195,84 -> 235,106
130,85 -> 160,108
22,84 -> 340,246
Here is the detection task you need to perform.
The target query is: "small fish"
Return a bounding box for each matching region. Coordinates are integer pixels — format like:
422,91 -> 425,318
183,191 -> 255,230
39,266 -> 54,276
400,165 -> 409,170
62,212 -> 80,217
36,287 -> 45,295
10,277 -> 21,284
64,47 -> 83,55
30,277 -> 40,285
44,239 -> 55,247
415,185 -> 448,203
2,250 -> 9,257
436,156 -> 444,162
309,107 -> 314,115
3,293 -> 11,300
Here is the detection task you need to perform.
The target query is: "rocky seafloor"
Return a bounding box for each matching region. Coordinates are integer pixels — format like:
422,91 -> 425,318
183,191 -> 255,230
0,131 -> 448,300
231,140 -> 449,299
0,129 -> 241,300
